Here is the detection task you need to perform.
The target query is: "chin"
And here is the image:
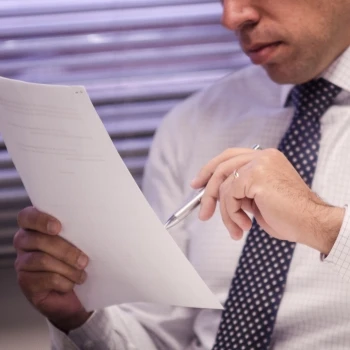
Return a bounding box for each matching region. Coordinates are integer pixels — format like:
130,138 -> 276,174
263,63 -> 305,85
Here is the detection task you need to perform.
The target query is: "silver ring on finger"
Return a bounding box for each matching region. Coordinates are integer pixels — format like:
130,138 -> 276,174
232,169 -> 239,179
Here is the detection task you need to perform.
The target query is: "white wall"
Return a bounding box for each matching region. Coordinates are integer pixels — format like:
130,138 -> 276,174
0,267 -> 50,350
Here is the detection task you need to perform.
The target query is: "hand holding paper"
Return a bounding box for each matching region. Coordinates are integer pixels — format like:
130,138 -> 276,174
0,77 -> 222,314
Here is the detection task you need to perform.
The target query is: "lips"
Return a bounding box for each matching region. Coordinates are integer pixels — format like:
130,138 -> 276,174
244,42 -> 282,65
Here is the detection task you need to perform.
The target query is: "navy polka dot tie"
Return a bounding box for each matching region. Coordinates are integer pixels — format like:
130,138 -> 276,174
212,78 -> 341,350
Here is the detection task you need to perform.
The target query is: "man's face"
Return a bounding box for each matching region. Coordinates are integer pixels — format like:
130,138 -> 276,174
221,0 -> 350,84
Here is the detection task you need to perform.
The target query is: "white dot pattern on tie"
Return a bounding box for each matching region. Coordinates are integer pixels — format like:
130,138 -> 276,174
212,78 -> 341,350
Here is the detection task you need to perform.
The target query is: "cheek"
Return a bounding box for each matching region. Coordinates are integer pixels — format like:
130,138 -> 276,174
264,19 -> 332,83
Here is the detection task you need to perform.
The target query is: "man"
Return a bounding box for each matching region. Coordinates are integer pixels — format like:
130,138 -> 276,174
13,0 -> 350,349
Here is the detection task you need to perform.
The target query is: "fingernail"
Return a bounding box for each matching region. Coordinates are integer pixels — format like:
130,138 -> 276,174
47,220 -> 60,235
77,253 -> 89,269
191,177 -> 200,187
79,271 -> 87,284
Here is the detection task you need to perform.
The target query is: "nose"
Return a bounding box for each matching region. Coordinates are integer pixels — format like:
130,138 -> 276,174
221,0 -> 260,32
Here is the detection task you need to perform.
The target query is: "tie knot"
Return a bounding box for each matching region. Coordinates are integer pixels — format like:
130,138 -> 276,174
290,78 -> 341,120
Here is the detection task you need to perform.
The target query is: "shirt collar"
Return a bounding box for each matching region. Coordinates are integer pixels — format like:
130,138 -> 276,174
280,45 -> 350,107
323,45 -> 350,93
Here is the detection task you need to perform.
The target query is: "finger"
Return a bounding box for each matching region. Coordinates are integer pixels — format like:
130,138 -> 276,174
240,197 -> 255,214
241,197 -> 278,237
223,168 -> 268,232
199,153 -> 255,218
13,229 -> 89,270
220,178 -> 252,231
219,189 -> 243,240
15,251 -> 86,285
17,207 -> 61,235
206,153 -> 255,195
225,198 -> 253,232
219,177 -> 252,230
191,148 -> 256,188
18,271 -> 75,295
198,195 -> 217,221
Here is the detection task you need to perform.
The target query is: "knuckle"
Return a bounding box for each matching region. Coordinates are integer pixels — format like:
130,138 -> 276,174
50,273 -> 62,289
19,252 -> 35,269
50,273 -> 72,293
254,163 -> 265,176
216,163 -> 225,174
17,206 -> 34,228
36,252 -> 49,268
265,148 -> 281,159
17,206 -> 52,233
215,163 -> 227,178
13,229 -> 24,250
219,182 -> 226,196
14,230 -> 45,252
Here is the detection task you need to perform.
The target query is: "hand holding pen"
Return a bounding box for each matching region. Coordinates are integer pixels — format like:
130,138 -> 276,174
165,145 -> 261,229
183,145 -> 344,252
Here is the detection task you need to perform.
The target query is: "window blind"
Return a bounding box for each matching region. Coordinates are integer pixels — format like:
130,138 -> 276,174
0,0 -> 249,266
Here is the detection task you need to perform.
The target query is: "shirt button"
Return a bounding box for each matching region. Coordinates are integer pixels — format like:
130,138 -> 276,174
83,340 -> 94,350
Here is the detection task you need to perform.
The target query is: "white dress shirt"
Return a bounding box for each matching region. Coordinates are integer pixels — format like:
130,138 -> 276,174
49,46 -> 350,350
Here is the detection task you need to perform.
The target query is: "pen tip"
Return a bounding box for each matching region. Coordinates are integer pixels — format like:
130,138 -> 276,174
164,217 -> 175,230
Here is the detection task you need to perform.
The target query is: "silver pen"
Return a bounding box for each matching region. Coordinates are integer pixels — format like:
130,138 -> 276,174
164,144 -> 262,229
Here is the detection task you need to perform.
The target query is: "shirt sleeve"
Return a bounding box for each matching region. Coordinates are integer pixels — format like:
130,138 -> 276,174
48,96 -> 201,349
48,307 -> 160,350
323,205 -> 350,281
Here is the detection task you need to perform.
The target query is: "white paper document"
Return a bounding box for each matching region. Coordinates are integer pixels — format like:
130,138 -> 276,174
0,77 -> 222,311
